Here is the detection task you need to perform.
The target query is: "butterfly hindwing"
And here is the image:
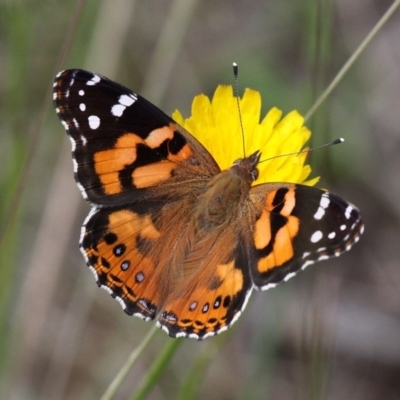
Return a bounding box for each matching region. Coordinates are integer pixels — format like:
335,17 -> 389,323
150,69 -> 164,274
158,234 -> 253,339
53,69 -> 219,205
248,184 -> 363,290
81,196 -> 253,337
81,197 -> 201,320
82,205 -> 161,320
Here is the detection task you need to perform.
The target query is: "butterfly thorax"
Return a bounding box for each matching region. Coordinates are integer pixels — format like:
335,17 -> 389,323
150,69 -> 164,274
194,151 -> 261,230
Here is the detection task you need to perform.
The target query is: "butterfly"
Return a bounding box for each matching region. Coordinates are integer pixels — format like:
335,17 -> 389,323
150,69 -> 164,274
53,69 -> 364,340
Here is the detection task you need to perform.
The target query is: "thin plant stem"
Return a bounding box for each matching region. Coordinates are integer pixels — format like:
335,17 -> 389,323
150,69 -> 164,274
131,338 -> 183,400
305,0 -> 400,122
100,325 -> 159,400
176,340 -> 222,400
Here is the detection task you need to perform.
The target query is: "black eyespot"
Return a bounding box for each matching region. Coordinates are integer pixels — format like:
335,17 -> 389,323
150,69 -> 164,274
121,260 -> 130,271
113,243 -> 126,257
162,311 -> 177,322
135,271 -> 144,283
104,232 -> 118,244
139,298 -> 156,314
213,296 -> 222,309
223,296 -> 231,308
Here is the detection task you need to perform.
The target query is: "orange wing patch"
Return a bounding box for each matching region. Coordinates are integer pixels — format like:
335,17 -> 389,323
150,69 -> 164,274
254,188 -> 299,273
256,217 -> 299,272
92,124 -> 194,195
132,162 -> 176,188
145,125 -> 194,161
82,208 -> 163,318
159,259 -> 249,338
93,133 -> 140,195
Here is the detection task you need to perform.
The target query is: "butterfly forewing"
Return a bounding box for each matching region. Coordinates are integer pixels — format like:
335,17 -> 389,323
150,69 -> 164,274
248,184 -> 364,290
53,69 -> 218,205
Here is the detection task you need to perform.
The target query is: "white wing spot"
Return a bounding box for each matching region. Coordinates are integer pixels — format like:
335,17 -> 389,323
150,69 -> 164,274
328,231 -> 336,239
301,260 -> 314,270
314,194 -> 330,220
88,115 -> 100,129
111,94 -> 138,117
314,207 -> 325,220
79,90 -> 85,96
310,230 -> 323,243
88,265 -> 99,280
79,103 -> 86,111
115,295 -> 126,309
283,272 -> 296,281
188,333 -> 199,339
86,74 -> 101,86
77,180 -> 88,199
73,118 -> 79,128
120,94 -> 137,106
72,158 -> 78,173
261,282 -> 278,290
111,104 -> 125,117
69,136 -> 76,152
345,205 -> 353,219
320,194 -> 330,208
340,224 -> 346,231
80,135 -> 87,145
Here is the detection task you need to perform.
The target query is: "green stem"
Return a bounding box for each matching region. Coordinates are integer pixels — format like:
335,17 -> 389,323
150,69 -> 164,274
305,0 -> 400,122
100,325 -> 159,400
176,340 -> 221,400
131,337 -> 183,400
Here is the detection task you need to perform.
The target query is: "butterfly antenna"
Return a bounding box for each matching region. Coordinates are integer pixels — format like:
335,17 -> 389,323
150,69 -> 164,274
233,62 -> 246,158
259,137 -> 344,164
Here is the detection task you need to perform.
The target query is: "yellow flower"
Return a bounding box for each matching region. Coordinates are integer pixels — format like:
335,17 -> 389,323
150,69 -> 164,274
172,85 -> 319,186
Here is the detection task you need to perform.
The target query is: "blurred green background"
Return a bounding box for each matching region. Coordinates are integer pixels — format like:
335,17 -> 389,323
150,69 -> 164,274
1,1 -> 399,399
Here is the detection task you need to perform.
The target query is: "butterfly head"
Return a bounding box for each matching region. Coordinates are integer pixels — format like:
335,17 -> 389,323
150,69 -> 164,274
231,150 -> 261,184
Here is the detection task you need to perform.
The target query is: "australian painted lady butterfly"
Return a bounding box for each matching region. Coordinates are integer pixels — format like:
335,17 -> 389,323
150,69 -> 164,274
53,69 -> 364,340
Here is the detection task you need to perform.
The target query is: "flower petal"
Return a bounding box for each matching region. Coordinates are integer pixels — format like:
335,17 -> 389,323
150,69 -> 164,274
172,85 -> 319,186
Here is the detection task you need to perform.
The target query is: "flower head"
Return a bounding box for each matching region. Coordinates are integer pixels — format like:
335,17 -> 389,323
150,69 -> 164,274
172,85 -> 319,186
